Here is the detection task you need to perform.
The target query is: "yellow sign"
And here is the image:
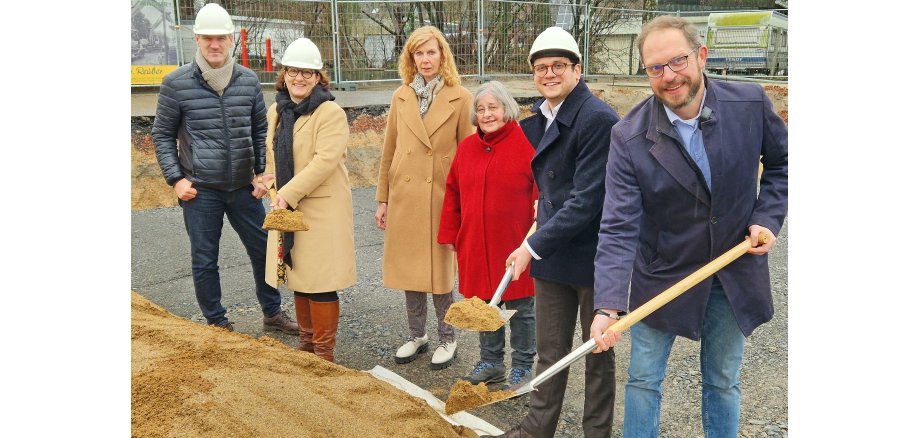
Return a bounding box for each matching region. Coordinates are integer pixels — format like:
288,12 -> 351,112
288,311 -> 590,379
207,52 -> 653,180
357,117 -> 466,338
132,65 -> 178,85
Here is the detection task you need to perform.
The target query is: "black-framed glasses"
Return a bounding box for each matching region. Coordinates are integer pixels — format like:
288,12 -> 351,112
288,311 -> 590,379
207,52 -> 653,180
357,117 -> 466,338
285,68 -> 316,80
642,47 -> 700,78
532,62 -> 574,77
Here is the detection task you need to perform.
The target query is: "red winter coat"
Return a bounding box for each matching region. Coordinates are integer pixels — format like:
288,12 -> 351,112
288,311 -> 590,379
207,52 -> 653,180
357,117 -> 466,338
438,119 -> 537,301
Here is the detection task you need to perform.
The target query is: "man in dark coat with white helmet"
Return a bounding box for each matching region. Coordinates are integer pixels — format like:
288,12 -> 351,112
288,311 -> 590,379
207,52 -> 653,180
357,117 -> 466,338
493,26 -> 621,438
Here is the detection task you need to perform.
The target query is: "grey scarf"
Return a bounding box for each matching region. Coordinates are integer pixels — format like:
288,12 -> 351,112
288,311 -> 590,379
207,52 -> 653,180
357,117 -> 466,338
195,50 -> 235,96
409,73 -> 442,117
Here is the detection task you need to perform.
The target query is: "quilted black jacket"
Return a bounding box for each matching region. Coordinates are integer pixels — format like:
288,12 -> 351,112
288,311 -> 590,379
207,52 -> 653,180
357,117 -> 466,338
152,63 -> 267,190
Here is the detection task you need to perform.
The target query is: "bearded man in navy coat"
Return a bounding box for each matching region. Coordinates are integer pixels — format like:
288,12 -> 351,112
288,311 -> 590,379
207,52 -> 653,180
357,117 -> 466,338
589,16 -> 788,438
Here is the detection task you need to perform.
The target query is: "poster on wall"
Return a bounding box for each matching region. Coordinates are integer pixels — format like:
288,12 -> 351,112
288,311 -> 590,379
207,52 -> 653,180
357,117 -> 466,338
132,0 -> 179,85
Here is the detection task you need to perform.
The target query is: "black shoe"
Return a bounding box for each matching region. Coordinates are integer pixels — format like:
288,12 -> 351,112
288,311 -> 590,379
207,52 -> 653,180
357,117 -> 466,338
480,424 -> 533,437
209,320 -> 234,331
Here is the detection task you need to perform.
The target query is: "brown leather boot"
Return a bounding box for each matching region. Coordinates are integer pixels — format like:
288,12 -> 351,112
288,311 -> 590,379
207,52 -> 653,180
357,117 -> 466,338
310,300 -> 340,362
293,295 -> 314,352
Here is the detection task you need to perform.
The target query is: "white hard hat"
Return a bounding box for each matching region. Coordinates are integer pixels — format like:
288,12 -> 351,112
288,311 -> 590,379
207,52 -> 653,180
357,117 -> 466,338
281,38 -> 323,70
529,26 -> 582,65
194,3 -> 234,35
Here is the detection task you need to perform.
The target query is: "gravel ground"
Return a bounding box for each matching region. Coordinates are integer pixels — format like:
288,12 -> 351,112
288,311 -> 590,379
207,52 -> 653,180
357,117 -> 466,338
131,186 -> 787,437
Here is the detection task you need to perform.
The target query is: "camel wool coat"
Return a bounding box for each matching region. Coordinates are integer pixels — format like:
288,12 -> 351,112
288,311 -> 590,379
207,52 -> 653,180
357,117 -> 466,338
263,99 -> 357,293
375,83 -> 475,293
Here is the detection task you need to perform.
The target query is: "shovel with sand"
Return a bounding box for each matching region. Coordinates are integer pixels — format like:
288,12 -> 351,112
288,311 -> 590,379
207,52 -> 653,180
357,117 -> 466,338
262,187 -> 309,232
444,234 -> 771,415
443,223 -> 537,332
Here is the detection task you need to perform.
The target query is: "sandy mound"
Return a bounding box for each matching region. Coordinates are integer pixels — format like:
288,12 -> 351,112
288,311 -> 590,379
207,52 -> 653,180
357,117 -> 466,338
131,291 -> 476,437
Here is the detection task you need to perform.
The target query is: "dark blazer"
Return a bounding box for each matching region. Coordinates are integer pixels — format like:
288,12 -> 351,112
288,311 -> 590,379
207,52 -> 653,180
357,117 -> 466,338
593,77 -> 788,339
520,79 -> 620,287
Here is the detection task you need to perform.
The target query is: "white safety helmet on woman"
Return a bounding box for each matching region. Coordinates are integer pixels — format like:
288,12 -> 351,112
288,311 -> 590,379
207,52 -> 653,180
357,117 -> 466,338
193,3 -> 234,36
281,38 -> 324,70
528,26 -> 582,65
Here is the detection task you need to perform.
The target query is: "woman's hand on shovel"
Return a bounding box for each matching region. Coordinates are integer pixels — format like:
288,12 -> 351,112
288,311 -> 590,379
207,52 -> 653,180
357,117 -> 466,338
590,312 -> 623,353
746,225 -> 776,256
271,194 -> 289,211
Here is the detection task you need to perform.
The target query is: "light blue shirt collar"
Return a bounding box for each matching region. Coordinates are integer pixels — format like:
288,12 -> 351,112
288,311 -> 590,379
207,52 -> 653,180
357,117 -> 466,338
663,87 -> 708,128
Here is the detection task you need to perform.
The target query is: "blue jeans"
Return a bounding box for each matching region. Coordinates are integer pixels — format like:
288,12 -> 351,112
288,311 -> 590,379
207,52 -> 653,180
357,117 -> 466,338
179,186 -> 281,325
623,285 -> 745,438
479,296 -> 535,369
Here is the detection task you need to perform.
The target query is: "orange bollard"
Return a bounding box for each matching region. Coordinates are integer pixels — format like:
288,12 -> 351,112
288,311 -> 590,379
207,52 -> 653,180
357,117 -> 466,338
240,27 -> 249,67
265,38 -> 273,72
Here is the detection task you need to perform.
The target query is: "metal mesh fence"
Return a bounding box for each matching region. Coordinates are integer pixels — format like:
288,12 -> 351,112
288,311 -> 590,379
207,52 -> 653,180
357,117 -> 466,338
134,0 -> 787,85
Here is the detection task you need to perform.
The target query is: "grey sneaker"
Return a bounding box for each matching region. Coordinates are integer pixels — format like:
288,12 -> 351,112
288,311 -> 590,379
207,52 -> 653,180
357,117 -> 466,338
502,367 -> 533,390
462,360 -> 506,384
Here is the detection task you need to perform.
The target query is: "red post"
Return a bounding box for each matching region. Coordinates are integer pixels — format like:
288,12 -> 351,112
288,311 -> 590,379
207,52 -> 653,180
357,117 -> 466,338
240,27 -> 249,67
265,38 -> 273,72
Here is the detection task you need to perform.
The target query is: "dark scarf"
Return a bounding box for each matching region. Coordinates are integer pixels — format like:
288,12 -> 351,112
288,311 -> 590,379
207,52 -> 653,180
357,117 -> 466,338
274,86 -> 335,267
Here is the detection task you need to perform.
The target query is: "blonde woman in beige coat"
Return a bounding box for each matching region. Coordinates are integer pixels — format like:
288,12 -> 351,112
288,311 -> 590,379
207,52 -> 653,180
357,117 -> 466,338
262,38 -> 356,362
375,26 -> 475,370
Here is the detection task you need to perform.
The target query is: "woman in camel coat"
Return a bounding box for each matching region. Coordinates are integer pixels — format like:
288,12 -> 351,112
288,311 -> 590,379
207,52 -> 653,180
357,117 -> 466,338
263,38 -> 356,363
375,26 -> 474,370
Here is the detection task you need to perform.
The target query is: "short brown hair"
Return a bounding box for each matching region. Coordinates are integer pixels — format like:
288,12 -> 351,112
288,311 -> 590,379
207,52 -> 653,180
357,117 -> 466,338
274,66 -> 331,92
636,16 -> 701,62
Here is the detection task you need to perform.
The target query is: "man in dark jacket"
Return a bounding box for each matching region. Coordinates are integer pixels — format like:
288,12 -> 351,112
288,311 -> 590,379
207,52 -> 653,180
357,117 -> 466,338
590,16 -> 788,438
152,3 -> 297,334
493,27 -> 620,438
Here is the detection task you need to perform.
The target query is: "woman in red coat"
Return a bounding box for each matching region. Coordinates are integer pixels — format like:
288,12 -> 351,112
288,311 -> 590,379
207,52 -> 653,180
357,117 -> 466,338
438,81 -> 537,388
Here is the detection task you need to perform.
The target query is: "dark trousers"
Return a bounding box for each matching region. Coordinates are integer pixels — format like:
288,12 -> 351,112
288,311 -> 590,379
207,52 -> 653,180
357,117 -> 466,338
180,186 -> 281,325
522,278 -> 616,438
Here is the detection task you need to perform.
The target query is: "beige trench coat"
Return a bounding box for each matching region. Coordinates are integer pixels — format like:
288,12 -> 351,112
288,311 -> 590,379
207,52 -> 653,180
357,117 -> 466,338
375,83 -> 475,294
264,99 -> 357,293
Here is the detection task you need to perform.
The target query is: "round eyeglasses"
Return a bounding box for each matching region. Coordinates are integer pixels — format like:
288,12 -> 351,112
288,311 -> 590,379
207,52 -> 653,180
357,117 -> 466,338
642,47 -> 700,78
285,68 -> 316,80
532,62 -> 574,77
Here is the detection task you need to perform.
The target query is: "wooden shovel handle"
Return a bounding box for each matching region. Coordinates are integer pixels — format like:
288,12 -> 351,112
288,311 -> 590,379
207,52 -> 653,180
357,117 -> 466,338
603,233 -> 771,337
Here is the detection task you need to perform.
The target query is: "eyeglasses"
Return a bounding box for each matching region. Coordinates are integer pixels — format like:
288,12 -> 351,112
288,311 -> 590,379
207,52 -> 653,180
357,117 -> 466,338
532,62 -> 574,77
642,47 -> 700,78
285,68 -> 316,80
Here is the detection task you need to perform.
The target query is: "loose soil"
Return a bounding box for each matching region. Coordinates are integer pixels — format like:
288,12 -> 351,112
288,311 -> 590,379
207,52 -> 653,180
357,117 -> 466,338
131,291 -> 478,438
262,209 -> 308,232
444,380 -> 515,415
444,297 -> 505,332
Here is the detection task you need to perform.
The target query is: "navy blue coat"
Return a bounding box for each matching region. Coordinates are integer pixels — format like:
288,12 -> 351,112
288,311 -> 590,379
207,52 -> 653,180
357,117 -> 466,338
152,63 -> 268,191
520,80 -> 620,287
593,77 -> 788,339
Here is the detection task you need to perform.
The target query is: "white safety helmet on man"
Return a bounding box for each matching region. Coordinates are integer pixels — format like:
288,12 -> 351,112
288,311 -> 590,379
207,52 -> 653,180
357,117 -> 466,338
193,3 -> 234,35
281,38 -> 324,70
529,26 -> 582,65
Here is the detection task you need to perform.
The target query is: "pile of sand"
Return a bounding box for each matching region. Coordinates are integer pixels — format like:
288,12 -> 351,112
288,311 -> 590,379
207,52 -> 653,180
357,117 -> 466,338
444,297 -> 505,332
131,291 -> 477,437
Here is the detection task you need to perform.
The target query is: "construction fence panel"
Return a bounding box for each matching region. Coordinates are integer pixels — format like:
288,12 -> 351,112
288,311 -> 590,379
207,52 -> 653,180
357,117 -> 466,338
160,1 -> 787,85
334,0 -> 478,82
175,0 -> 336,83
